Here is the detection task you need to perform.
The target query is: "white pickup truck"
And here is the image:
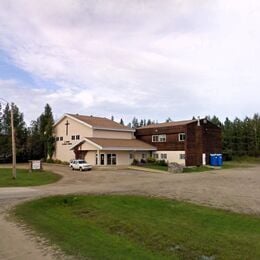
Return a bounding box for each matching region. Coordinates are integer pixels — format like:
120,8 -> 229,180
70,159 -> 92,171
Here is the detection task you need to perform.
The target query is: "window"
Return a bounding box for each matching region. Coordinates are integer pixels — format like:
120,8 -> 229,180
55,137 -> 59,141
159,134 -> 166,142
60,136 -> 63,141
76,135 -> 80,140
152,134 -> 166,142
129,153 -> 133,159
179,154 -> 185,160
178,133 -> 186,141
152,135 -> 159,142
153,153 -> 159,159
142,153 -> 147,159
107,154 -> 117,165
161,153 -> 167,159
71,135 -> 75,140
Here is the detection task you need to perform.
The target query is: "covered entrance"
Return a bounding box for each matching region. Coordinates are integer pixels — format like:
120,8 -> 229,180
97,153 -> 117,166
71,137 -> 156,166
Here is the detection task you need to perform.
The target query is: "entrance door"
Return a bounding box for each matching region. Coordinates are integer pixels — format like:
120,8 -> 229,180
107,154 -> 117,165
100,154 -> 105,165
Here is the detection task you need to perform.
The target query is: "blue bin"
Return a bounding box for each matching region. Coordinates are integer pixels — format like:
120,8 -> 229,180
216,154 -> 223,166
210,154 -> 217,166
210,154 -> 222,166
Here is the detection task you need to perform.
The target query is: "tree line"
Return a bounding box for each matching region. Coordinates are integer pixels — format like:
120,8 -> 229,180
0,102 -> 259,163
208,114 -> 260,158
0,103 -> 54,163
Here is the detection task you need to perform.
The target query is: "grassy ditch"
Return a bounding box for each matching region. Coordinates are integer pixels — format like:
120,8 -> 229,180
13,195 -> 260,259
0,168 -> 61,187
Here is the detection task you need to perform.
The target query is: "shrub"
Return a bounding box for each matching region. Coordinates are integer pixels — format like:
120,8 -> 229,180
140,159 -> 146,164
147,157 -> 156,163
155,160 -> 168,166
45,159 -> 69,165
132,159 -> 139,165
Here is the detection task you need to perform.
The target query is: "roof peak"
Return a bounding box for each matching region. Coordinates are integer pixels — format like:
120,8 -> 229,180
137,119 -> 205,129
60,113 -> 134,132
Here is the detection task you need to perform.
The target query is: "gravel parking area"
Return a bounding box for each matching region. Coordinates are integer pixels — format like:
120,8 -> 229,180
0,163 -> 260,259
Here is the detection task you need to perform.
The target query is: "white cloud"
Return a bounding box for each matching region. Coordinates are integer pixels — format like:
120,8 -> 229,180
0,0 -> 260,124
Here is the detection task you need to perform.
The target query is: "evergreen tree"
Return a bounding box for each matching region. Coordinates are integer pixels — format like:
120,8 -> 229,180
209,115 -> 222,127
147,119 -> 152,125
252,113 -> 260,156
119,118 -> 124,125
132,117 -> 139,128
39,104 -> 55,160
27,119 -> 43,160
111,115 -> 114,121
0,103 -> 27,162
165,117 -> 172,122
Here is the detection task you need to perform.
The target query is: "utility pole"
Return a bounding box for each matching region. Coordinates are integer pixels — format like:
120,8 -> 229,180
10,105 -> 16,179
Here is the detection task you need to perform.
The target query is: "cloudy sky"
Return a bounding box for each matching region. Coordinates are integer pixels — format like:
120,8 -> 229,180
0,0 -> 259,125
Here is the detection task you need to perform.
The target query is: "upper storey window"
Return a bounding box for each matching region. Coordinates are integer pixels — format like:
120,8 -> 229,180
178,133 -> 186,141
152,134 -> 166,142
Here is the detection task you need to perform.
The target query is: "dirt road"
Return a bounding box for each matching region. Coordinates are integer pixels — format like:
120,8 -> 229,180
0,164 -> 260,259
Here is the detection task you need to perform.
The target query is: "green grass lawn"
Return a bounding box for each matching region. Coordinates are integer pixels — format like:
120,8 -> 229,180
13,195 -> 260,260
0,168 -> 61,187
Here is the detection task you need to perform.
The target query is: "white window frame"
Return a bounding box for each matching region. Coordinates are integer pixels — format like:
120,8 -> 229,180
153,153 -> 159,159
107,153 -> 117,165
159,134 -> 166,142
152,134 -> 166,142
152,135 -> 159,142
178,133 -> 186,142
160,153 -> 167,160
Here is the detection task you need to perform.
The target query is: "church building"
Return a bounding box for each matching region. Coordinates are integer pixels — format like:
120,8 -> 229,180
53,114 -> 156,166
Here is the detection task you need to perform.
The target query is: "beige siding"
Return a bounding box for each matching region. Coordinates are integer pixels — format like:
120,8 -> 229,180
84,151 -> 96,165
53,144 -> 75,162
117,151 -> 131,165
80,141 -> 98,151
132,151 -> 151,162
53,115 -> 153,165
53,116 -> 93,162
54,116 -> 93,138
93,129 -> 134,139
153,151 -> 186,165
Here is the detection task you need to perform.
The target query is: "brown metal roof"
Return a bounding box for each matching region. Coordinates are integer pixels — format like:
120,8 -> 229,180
87,137 -> 156,150
67,114 -> 133,131
137,119 -> 197,129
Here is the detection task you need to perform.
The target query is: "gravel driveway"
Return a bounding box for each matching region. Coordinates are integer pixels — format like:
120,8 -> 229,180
0,164 -> 260,259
